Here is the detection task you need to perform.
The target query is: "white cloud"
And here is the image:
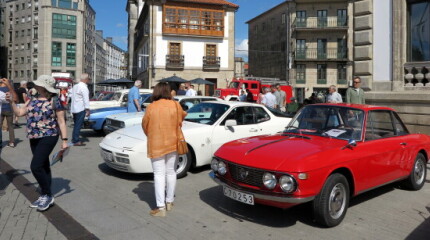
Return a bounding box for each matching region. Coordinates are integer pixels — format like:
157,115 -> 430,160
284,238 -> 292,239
235,39 -> 248,60
116,23 -> 125,28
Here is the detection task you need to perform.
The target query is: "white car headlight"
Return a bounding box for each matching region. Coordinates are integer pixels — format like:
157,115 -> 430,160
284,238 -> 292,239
263,172 -> 277,189
217,161 -> 227,175
279,175 -> 296,193
211,158 -> 219,172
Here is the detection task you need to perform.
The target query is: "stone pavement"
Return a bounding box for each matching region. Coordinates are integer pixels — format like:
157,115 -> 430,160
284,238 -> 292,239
0,170 -> 67,240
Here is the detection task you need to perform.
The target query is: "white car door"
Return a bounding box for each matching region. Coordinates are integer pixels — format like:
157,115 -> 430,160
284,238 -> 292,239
254,106 -> 288,134
211,106 -> 261,154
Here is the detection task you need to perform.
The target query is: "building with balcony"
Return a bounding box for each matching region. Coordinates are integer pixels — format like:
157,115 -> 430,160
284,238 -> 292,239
354,0 -> 430,134
0,0 -> 95,82
103,37 -> 127,80
289,0 -> 353,102
127,0 -> 238,95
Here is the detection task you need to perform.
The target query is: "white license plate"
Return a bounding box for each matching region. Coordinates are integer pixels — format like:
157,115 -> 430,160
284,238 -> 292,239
223,186 -> 254,205
102,151 -> 113,162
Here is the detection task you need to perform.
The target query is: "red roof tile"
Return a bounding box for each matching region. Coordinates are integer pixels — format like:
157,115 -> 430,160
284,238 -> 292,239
171,0 -> 239,8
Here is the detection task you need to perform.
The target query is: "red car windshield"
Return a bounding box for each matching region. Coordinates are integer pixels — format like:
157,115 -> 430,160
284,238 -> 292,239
284,105 -> 364,141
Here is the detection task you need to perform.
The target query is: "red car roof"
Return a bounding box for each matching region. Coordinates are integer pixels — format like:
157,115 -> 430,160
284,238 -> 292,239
313,103 -> 395,112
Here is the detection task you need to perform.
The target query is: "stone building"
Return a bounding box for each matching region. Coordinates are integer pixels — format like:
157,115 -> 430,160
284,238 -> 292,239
103,37 -> 127,80
354,0 -> 430,134
126,0 -> 238,95
247,1 -> 290,82
0,0 -> 95,82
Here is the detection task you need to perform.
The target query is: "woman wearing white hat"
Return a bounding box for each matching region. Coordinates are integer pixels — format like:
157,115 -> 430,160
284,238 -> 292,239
4,75 -> 68,211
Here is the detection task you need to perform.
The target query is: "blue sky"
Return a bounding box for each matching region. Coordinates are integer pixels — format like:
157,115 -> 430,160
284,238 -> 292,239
91,0 -> 286,59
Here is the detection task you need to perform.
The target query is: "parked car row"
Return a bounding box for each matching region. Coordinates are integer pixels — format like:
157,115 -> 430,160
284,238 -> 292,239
91,94 -> 429,228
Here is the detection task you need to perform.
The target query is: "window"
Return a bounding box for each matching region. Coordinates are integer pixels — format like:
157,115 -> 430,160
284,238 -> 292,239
296,11 -> 306,27
408,1 -> 430,61
296,39 -> 306,59
254,107 -> 270,123
20,57 -> 24,64
317,10 -> 328,27
365,111 -> 397,140
281,13 -> 286,24
34,27 -> 38,39
296,64 -> 306,84
52,42 -> 62,66
317,64 -> 327,84
222,107 -> 255,125
317,39 -> 327,59
337,38 -> 347,59
52,13 -> 76,39
337,64 -> 347,84
337,9 -> 347,26
163,6 -> 224,37
66,43 -> 76,66
51,0 -> 77,9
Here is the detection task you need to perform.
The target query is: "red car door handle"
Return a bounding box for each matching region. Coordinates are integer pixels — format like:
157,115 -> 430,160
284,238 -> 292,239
400,142 -> 407,146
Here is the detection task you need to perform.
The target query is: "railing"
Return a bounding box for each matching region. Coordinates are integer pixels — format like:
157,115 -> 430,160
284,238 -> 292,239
295,48 -> 348,61
404,62 -> 430,89
293,17 -> 348,29
203,56 -> 220,70
166,55 -> 184,69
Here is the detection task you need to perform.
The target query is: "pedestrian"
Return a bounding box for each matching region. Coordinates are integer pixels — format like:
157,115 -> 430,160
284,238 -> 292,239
185,84 -> 197,96
261,87 -> 277,109
5,76 -> 68,211
286,97 -> 299,115
346,77 -> 365,104
142,82 -> 187,217
71,73 -> 90,146
239,89 -> 247,102
326,85 -> 343,103
256,87 -> 265,104
15,81 -> 28,126
246,89 -> 254,102
271,85 -> 280,109
177,84 -> 186,95
0,80 -> 16,148
127,80 -> 142,112
275,84 -> 286,112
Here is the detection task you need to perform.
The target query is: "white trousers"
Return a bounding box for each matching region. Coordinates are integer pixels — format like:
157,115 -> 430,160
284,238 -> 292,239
151,151 -> 178,208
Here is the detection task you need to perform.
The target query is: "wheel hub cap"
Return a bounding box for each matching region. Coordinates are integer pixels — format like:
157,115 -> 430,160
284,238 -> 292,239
329,184 -> 346,219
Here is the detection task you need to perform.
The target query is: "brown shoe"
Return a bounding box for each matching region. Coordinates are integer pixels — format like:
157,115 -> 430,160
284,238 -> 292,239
150,208 -> 166,217
166,202 -> 174,211
73,142 -> 86,146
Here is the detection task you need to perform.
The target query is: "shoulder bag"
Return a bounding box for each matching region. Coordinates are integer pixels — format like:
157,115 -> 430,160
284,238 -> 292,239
176,101 -> 188,155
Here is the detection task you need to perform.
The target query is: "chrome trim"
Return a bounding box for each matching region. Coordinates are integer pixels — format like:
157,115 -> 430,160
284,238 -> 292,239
210,171 -> 315,204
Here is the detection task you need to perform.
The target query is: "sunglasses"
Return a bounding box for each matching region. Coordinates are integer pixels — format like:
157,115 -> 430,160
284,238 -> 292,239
353,81 -> 360,84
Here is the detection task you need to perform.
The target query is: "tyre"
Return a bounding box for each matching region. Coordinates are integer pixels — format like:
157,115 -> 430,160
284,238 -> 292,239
313,173 -> 350,227
176,150 -> 192,179
402,153 -> 427,190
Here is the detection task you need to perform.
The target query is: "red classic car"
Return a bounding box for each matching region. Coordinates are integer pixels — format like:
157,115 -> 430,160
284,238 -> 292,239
210,104 -> 430,227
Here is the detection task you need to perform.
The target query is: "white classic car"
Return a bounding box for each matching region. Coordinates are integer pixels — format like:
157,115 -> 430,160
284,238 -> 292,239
89,88 -> 152,110
99,101 -> 292,178
103,95 -> 223,134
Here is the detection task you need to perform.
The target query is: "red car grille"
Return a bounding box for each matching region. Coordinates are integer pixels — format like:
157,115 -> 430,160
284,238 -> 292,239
228,162 -> 264,187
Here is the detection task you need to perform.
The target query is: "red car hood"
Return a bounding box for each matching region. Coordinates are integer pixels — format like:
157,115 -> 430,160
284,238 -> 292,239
215,134 -> 348,173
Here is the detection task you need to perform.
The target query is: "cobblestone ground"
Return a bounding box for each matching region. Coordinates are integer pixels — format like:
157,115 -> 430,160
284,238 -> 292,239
0,173 -> 67,240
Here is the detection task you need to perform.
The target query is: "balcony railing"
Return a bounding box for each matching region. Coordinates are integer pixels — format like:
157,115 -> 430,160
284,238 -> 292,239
166,55 -> 184,69
404,62 -> 430,89
295,48 -> 348,61
293,17 -> 348,29
203,56 -> 220,70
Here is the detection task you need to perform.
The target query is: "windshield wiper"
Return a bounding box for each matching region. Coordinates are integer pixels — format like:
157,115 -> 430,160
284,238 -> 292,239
281,133 -> 311,140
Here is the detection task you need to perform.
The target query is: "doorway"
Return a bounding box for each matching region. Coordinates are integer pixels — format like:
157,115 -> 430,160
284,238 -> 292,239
204,78 -> 217,96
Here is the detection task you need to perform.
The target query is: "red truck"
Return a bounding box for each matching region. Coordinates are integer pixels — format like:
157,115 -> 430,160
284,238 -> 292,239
214,77 -> 293,103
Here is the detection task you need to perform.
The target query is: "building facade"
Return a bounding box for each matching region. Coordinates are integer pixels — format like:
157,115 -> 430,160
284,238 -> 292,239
104,37 -> 127,80
127,0 -> 238,95
0,0 -> 94,82
354,0 -> 430,134
247,1 -> 289,82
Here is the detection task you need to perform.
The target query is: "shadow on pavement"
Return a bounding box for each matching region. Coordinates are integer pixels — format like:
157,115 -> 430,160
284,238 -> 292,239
349,183 -> 396,207
405,205 -> 430,239
97,163 -> 153,181
132,182 -> 156,209
199,185 -> 317,228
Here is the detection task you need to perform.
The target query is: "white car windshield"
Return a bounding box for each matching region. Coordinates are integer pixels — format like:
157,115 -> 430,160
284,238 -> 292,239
185,103 -> 229,125
284,105 -> 365,141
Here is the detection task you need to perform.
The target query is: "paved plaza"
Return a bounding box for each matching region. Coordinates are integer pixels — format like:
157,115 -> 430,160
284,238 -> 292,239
0,123 -> 429,240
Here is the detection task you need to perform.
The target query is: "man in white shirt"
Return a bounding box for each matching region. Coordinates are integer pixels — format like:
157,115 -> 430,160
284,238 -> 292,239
326,85 -> 343,103
185,84 -> 197,96
261,87 -> 277,109
71,73 -> 90,146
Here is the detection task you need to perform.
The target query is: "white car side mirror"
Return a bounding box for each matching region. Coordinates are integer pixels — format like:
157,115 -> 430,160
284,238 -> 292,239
225,119 -> 237,130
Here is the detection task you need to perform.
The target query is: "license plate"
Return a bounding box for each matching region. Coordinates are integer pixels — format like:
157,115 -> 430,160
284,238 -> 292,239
223,186 -> 254,205
102,151 -> 114,162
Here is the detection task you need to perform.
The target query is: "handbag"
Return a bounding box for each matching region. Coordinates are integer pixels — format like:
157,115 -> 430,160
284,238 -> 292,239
176,102 -> 188,155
